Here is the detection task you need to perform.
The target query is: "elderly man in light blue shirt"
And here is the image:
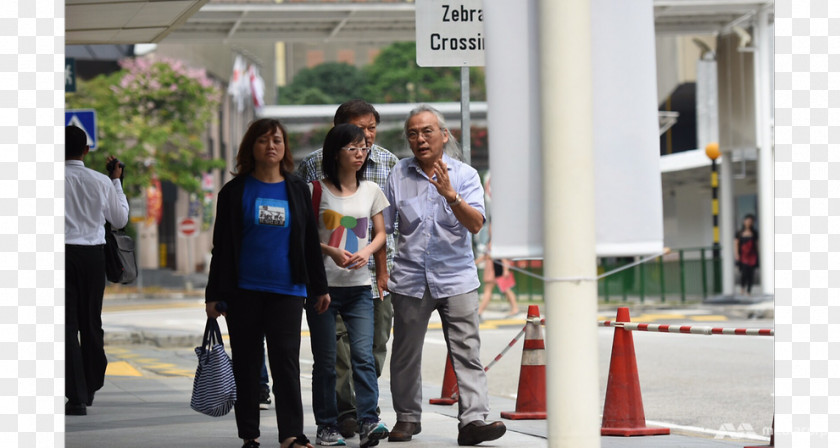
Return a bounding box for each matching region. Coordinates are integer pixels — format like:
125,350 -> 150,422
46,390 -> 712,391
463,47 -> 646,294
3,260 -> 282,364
382,105 -> 506,446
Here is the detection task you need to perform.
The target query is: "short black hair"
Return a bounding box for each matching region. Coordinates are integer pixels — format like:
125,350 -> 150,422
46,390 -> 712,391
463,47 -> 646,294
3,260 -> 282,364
334,99 -> 380,125
66,126 -> 88,158
322,123 -> 368,192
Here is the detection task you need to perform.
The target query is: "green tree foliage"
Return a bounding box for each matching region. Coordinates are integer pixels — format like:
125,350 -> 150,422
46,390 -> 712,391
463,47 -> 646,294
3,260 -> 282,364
65,57 -> 225,196
277,62 -> 366,105
362,42 -> 486,103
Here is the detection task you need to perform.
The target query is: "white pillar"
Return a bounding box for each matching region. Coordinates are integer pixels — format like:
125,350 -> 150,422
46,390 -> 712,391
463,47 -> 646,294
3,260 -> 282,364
720,151 -> 735,296
753,6 -> 774,295
539,0 -> 600,446
460,66 -> 471,165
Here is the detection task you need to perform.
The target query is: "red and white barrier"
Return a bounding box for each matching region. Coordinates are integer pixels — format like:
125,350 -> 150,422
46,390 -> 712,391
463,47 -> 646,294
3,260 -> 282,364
598,321 -> 774,337
484,325 -> 528,373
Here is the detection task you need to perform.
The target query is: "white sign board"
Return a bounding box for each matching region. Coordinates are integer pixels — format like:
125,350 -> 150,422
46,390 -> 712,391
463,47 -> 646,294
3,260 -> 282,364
484,0 -> 664,258
415,0 -> 485,67
178,217 -> 199,238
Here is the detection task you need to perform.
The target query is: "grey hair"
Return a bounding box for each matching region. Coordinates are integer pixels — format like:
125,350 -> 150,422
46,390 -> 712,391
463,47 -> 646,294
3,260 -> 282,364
404,104 -> 463,161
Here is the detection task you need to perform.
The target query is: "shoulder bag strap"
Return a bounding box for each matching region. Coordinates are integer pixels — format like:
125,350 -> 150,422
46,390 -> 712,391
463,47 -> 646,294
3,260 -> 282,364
310,180 -> 322,221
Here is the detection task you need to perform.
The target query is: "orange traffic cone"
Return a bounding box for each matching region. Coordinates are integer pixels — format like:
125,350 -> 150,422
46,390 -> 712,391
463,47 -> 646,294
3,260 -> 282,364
429,354 -> 458,405
601,307 -> 670,436
501,305 -> 547,419
745,418 -> 774,447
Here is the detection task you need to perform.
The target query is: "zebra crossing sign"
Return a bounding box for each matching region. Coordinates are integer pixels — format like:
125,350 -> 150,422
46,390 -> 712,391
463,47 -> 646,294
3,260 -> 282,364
65,109 -> 98,150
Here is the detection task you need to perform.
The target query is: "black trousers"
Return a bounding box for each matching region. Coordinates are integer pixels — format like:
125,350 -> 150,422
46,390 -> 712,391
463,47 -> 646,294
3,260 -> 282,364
226,289 -> 306,442
65,244 -> 108,405
740,264 -> 756,293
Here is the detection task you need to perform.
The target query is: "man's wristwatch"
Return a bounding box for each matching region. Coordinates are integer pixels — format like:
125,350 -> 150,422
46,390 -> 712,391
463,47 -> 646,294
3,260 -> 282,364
448,193 -> 462,206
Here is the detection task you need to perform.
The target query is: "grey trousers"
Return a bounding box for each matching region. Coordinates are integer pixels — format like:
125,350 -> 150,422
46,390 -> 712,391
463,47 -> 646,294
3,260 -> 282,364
390,288 -> 489,429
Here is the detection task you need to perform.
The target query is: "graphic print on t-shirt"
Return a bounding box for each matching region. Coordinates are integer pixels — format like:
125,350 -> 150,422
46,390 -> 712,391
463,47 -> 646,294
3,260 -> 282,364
323,210 -> 368,253
255,198 -> 289,227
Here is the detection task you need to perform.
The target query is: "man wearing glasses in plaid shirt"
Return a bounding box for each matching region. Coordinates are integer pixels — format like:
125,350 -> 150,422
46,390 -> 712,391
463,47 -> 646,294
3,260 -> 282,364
297,99 -> 399,439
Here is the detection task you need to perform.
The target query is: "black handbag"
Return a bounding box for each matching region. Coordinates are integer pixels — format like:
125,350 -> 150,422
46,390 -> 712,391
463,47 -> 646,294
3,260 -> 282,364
104,222 -> 137,284
190,317 -> 237,417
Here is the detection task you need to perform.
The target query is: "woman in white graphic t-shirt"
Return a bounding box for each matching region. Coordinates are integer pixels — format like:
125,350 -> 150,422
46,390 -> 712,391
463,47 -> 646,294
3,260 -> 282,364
305,123 -> 392,447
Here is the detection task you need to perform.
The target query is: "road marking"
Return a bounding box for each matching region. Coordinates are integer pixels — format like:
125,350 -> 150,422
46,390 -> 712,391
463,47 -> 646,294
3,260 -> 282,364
103,302 -> 203,313
631,313 -> 686,321
105,347 -> 195,378
105,361 -> 142,377
690,315 -> 728,322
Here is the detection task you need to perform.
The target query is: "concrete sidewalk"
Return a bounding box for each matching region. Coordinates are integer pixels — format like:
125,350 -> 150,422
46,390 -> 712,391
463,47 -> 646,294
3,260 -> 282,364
65,371 -> 757,448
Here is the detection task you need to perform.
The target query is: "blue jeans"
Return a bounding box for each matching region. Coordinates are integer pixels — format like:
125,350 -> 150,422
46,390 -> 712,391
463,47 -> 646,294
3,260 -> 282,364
306,286 -> 378,426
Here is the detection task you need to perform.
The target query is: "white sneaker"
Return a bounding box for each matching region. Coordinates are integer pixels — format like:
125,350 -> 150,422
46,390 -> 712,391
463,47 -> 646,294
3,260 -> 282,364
316,425 -> 346,446
359,419 -> 389,448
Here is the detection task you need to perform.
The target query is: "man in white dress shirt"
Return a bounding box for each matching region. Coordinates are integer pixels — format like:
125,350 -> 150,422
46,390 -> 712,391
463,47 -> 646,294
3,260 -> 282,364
64,126 -> 129,416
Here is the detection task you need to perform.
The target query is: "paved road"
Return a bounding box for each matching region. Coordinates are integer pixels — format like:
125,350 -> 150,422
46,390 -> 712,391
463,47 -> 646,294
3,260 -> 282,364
99,297 -> 774,444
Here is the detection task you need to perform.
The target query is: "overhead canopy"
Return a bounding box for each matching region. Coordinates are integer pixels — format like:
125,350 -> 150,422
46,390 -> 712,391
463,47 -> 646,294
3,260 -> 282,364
66,0 -> 774,46
66,0 -> 210,45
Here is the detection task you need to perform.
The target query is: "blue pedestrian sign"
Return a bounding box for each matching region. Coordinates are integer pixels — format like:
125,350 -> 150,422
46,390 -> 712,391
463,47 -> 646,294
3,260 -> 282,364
65,109 -> 97,150
65,58 -> 76,93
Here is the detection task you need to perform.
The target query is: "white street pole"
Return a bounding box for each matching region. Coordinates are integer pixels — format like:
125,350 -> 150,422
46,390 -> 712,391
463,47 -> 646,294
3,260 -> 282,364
753,6 -> 774,295
460,66 -> 471,165
539,0 -> 600,446
720,151 -> 735,296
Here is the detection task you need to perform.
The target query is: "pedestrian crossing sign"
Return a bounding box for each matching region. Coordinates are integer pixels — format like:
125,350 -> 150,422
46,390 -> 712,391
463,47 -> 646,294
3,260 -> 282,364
65,109 -> 98,150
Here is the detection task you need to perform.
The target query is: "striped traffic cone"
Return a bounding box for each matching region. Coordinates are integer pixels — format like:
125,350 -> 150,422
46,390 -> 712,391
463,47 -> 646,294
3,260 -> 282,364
601,307 -> 670,436
429,354 -> 458,405
501,305 -> 547,419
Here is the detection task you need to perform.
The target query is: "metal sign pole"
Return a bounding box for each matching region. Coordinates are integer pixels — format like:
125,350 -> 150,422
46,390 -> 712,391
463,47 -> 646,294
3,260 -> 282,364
135,224 -> 143,293
186,236 -> 194,292
460,66 -> 471,165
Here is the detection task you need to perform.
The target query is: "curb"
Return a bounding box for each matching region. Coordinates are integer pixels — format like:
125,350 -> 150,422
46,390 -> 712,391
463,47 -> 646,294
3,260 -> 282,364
104,331 -> 204,348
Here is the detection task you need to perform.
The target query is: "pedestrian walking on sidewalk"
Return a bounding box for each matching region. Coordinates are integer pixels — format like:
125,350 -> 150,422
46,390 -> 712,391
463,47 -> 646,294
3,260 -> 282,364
64,125 -> 129,416
205,118 -> 329,448
734,213 -> 759,296
305,123 -> 391,448
296,100 -> 399,439
476,234 -> 519,320
381,105 -> 506,446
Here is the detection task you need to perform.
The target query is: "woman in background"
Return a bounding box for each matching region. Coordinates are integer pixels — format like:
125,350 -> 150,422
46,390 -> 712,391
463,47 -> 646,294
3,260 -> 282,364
734,213 -> 759,296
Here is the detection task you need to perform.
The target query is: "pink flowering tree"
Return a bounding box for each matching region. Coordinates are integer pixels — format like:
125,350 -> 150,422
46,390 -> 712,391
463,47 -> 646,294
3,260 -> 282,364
66,56 -> 225,196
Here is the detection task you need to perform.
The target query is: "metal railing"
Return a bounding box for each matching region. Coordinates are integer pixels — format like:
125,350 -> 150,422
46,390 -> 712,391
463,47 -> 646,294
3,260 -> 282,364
476,247 -> 724,305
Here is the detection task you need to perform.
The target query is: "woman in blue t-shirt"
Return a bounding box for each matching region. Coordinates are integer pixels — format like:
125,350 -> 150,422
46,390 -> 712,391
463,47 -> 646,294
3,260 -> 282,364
206,118 -> 329,448
306,124 -> 391,448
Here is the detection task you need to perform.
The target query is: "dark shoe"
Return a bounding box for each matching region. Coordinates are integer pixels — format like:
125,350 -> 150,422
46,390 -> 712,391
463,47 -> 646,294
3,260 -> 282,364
283,434 -> 311,448
457,421 -> 506,446
338,417 -> 357,438
65,402 -> 86,416
388,421 -> 421,442
86,391 -> 95,407
241,440 -> 260,448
